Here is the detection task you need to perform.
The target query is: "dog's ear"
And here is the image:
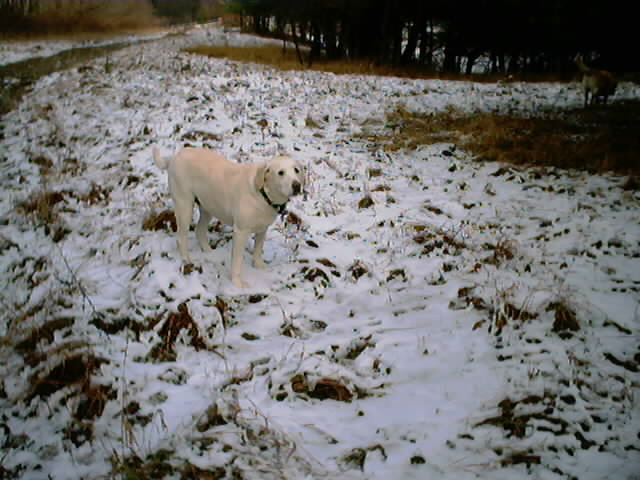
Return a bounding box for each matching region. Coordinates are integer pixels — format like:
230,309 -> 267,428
255,164 -> 268,190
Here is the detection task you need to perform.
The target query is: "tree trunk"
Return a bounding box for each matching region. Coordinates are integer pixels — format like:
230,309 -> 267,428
290,22 -> 305,66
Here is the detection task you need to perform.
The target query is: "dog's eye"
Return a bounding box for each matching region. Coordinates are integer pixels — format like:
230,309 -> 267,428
278,170 -> 284,176
294,167 -> 300,174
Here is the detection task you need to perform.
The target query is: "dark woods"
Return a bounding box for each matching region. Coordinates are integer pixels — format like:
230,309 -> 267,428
230,0 -> 635,75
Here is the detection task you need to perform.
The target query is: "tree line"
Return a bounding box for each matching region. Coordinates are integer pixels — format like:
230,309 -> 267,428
227,0 -> 635,74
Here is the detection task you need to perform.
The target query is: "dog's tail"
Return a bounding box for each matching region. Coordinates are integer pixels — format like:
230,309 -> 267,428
153,147 -> 170,170
574,54 -> 591,73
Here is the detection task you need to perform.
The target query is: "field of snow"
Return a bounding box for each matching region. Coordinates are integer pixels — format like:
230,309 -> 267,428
0,24 -> 639,480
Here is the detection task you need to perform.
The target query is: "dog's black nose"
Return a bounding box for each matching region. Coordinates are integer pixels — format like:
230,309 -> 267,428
292,181 -> 301,195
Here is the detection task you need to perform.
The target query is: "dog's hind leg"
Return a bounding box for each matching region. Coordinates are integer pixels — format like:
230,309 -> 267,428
172,195 -> 194,263
195,204 -> 214,254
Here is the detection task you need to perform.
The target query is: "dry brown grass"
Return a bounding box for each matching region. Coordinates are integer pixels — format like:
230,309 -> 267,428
185,45 -> 453,79
185,45 -> 581,83
368,103 -> 640,174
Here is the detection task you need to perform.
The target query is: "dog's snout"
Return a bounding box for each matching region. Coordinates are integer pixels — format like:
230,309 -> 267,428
292,180 -> 301,195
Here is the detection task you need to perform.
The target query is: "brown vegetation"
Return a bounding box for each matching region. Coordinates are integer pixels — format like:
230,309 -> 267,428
369,103 -> 640,174
185,45 -> 574,82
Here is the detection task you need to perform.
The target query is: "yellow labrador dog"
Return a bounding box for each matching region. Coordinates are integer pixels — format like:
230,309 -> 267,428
153,147 -> 303,288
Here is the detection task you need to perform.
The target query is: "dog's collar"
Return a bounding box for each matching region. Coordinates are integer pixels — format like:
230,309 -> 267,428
260,187 -> 287,216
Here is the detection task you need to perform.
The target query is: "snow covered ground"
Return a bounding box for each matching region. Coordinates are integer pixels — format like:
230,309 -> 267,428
0,24 -> 639,480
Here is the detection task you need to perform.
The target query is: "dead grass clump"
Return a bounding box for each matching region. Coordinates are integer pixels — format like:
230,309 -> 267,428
28,352 -> 108,400
476,395 -> 568,439
213,296 -> 233,329
500,452 -> 541,467
344,335 -> 375,360
483,238 -> 517,266
301,266 -> 331,285
90,314 -> 144,339
492,302 -> 539,334
15,317 -> 74,364
196,404 -> 228,432
451,286 -> 489,313
113,449 -> 176,480
291,374 -> 354,402
16,189 -> 71,242
546,301 -> 579,336
348,260 -> 369,280
147,302 -> 206,362
603,352 -> 638,373
376,102 -> 640,174
78,182 -> 111,205
413,229 -> 466,256
113,450 -> 229,480
358,195 -> 375,209
17,190 -> 66,225
143,209 -> 177,232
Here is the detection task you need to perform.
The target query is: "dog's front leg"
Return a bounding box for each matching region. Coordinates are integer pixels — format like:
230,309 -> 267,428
253,230 -> 268,269
231,227 -> 251,288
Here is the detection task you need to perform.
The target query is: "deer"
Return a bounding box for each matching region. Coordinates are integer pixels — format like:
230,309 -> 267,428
574,54 -> 617,107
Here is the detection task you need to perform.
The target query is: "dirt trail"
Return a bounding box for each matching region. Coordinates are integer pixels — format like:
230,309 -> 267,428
0,41 -> 133,115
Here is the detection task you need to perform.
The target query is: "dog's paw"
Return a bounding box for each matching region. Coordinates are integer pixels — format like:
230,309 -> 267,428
199,243 -> 214,254
232,277 -> 249,289
253,258 -> 267,269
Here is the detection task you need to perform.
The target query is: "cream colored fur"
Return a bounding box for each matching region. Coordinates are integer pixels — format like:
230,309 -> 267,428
153,147 -> 303,288
574,55 -> 617,106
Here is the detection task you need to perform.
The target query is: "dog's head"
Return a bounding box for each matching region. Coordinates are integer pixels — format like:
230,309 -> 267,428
255,156 -> 304,202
